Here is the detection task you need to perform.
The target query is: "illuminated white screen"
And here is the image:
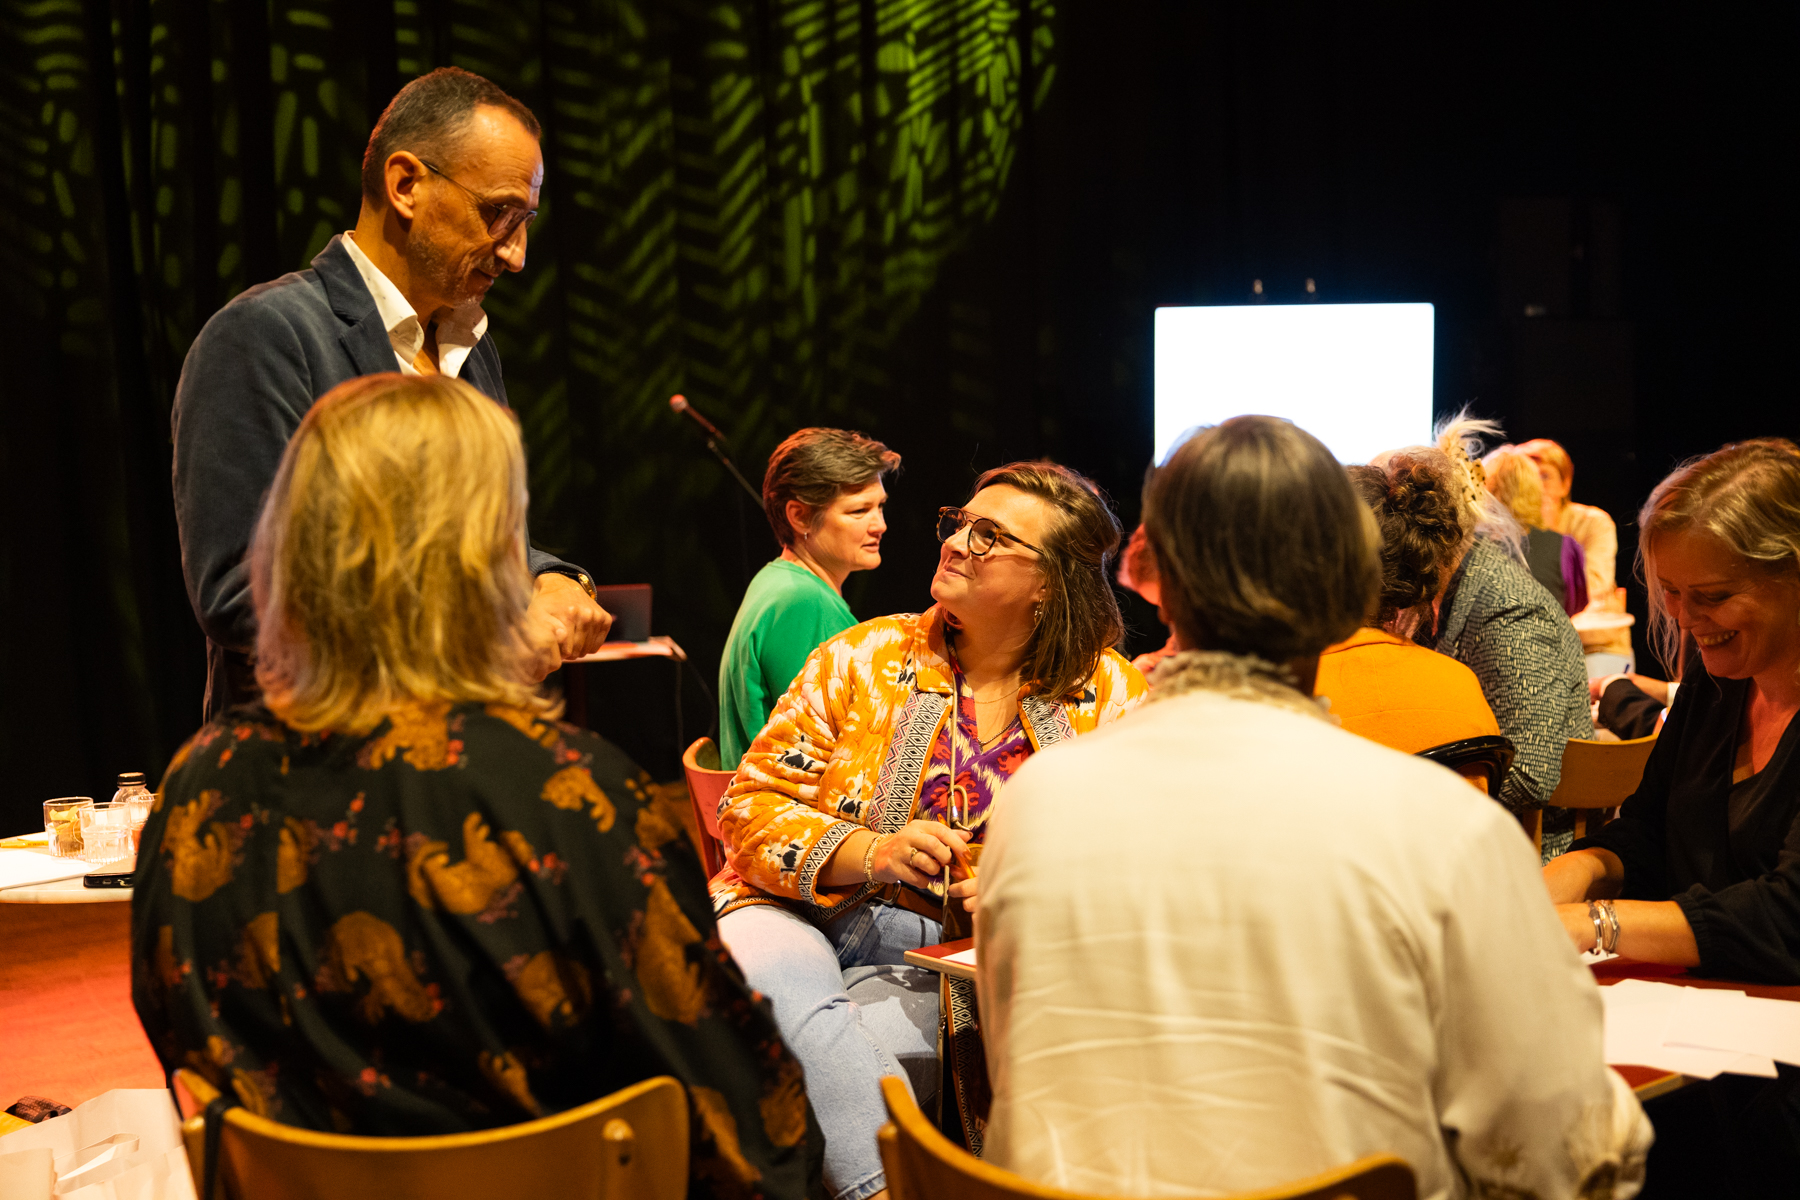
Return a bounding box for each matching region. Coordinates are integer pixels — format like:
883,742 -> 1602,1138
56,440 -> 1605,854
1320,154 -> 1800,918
1153,303 -> 1435,465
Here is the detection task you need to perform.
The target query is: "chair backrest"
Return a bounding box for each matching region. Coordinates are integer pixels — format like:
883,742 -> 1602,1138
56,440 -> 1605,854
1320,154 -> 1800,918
1414,734 -> 1516,797
681,737 -> 733,878
1546,733 -> 1657,841
876,1077 -> 1415,1200
174,1068 -> 687,1200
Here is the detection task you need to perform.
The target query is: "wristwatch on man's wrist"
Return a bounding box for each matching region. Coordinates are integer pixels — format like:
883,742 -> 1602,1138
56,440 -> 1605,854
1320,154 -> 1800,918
544,567 -> 597,600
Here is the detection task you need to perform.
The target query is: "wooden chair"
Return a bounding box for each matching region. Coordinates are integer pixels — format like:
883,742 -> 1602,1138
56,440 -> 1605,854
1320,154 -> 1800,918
173,1069 -> 687,1200
876,1076 -> 1415,1200
681,737 -> 733,877
1518,733 -> 1658,852
1415,734 -> 1515,796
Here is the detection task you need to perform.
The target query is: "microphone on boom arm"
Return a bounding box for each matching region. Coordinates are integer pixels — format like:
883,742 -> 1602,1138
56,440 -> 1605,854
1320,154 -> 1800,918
670,393 -> 727,442
669,394 -> 762,505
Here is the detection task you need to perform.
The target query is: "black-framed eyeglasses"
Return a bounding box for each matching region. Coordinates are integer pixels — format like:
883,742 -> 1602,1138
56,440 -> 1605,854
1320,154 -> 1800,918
936,507 -> 1044,557
419,158 -> 538,241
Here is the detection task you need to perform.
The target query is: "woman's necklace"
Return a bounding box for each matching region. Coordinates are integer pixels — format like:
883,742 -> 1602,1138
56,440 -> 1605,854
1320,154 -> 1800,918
965,679 -> 1021,744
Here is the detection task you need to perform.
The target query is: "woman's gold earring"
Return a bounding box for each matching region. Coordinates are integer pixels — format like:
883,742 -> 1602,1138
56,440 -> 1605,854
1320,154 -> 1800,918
1032,603 -> 1043,626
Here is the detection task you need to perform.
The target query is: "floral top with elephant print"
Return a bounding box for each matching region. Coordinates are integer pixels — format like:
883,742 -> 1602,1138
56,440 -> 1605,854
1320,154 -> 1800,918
132,701 -> 821,1200
710,608 -> 1148,919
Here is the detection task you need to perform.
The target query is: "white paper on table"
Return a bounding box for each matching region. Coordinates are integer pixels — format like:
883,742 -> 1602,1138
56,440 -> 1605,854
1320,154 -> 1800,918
0,1090 -> 195,1200
1664,986 -> 1800,1067
1599,980 -> 1773,1079
944,947 -> 978,967
1581,948 -> 1619,965
0,848 -> 94,890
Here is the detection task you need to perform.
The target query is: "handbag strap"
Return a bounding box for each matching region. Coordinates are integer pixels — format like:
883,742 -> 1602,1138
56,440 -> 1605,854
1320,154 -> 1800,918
201,1092 -> 241,1200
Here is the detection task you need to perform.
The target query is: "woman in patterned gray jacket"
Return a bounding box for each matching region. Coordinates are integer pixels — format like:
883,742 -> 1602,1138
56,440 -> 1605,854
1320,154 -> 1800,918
1369,420 -> 1593,858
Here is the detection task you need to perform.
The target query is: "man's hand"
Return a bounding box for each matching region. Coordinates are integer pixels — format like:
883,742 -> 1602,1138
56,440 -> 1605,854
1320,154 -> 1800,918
522,573 -> 613,681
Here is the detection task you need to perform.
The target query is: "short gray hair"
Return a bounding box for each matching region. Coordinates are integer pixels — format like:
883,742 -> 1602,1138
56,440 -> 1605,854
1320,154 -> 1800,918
361,68 -> 540,205
1145,416 -> 1378,662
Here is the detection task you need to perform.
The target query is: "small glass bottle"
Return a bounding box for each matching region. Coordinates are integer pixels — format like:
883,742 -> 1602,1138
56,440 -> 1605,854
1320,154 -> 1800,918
114,771 -> 154,852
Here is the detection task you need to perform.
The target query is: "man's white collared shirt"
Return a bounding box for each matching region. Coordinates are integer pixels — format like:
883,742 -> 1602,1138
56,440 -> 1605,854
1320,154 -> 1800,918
341,232 -> 488,379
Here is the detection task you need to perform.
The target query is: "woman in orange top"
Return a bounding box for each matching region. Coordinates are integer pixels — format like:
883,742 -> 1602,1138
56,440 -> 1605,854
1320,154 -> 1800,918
1314,464 -> 1499,755
712,462 -> 1147,1200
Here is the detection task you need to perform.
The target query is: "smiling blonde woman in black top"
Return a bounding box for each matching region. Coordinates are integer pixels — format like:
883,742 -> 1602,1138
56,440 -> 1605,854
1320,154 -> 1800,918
1546,438 -> 1800,979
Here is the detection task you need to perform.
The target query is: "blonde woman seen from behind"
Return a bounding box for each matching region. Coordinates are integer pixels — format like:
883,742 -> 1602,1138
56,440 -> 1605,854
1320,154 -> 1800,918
1484,445 -> 1589,616
132,374 -> 822,1197
1522,437 -> 1621,606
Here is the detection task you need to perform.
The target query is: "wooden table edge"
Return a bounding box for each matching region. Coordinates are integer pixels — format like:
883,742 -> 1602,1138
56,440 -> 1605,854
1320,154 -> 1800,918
905,938 -> 977,981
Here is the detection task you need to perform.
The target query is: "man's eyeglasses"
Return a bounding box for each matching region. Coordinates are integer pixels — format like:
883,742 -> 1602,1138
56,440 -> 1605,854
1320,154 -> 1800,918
936,507 -> 1044,557
419,159 -> 538,241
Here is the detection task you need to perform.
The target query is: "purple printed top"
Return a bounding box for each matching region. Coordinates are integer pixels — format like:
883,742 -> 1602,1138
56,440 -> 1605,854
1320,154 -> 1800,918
916,636 -> 1032,845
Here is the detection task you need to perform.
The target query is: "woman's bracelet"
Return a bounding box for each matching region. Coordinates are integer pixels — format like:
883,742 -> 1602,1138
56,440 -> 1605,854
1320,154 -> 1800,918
1587,899 -> 1621,954
862,833 -> 882,884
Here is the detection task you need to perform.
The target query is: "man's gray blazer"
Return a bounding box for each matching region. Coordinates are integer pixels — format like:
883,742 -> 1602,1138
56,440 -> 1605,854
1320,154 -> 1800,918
172,233 -> 578,717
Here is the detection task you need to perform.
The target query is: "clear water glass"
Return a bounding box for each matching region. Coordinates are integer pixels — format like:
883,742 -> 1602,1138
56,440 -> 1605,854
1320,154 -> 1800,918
79,802 -> 133,865
43,798 -> 94,858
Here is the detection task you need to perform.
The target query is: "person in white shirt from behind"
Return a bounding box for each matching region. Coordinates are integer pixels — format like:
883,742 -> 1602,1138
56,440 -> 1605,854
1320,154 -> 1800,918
976,416 -> 1652,1200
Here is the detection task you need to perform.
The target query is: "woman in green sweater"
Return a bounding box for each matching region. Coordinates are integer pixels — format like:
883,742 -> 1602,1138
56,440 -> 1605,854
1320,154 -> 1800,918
718,428 -> 902,766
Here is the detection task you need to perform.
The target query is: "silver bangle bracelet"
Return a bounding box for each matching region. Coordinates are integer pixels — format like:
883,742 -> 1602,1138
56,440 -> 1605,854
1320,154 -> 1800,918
1587,901 -> 1607,954
1599,899 -> 1621,954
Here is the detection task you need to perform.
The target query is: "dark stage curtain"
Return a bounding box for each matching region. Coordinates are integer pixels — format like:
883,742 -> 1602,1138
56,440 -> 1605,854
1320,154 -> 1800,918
0,0 -> 1057,827
5,2 -> 1795,829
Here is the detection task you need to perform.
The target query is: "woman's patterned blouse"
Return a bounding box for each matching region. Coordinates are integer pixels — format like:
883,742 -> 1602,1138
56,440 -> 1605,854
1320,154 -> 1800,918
131,701 -> 821,1200
711,609 -> 1148,919
914,634 -> 1031,835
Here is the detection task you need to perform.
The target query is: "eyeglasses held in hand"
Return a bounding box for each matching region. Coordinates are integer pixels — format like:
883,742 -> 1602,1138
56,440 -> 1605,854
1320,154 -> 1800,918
936,507 -> 1044,557
419,158 -> 538,241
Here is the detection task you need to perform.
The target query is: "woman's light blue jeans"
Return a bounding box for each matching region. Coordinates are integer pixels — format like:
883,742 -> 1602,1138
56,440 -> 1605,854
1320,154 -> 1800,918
718,900 -> 941,1200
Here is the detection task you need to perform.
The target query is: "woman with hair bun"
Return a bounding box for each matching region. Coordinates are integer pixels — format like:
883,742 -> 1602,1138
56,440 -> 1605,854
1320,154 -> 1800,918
1369,418 -> 1594,857
1312,464 -> 1499,759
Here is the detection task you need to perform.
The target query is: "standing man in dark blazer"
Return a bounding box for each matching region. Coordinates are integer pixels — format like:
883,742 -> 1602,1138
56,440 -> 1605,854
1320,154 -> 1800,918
174,67 -> 609,719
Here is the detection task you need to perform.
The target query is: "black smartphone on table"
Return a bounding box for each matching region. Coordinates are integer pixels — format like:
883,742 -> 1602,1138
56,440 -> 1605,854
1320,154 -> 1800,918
83,855 -> 136,888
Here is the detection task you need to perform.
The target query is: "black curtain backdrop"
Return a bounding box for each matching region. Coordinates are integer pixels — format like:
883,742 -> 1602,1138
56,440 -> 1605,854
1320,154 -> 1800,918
3,2 -> 1795,833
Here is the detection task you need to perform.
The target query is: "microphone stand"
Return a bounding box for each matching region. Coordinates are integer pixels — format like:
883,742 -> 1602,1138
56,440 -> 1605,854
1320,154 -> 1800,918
672,395 -> 763,506
671,395 -> 765,585
705,437 -> 764,507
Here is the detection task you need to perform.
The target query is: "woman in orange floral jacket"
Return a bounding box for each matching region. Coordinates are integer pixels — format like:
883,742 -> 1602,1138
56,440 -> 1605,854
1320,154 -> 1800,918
134,376 -> 821,1200
713,462 -> 1148,1199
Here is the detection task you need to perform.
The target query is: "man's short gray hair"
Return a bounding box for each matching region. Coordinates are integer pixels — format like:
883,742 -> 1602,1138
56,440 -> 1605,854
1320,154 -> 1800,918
361,67 -> 540,205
